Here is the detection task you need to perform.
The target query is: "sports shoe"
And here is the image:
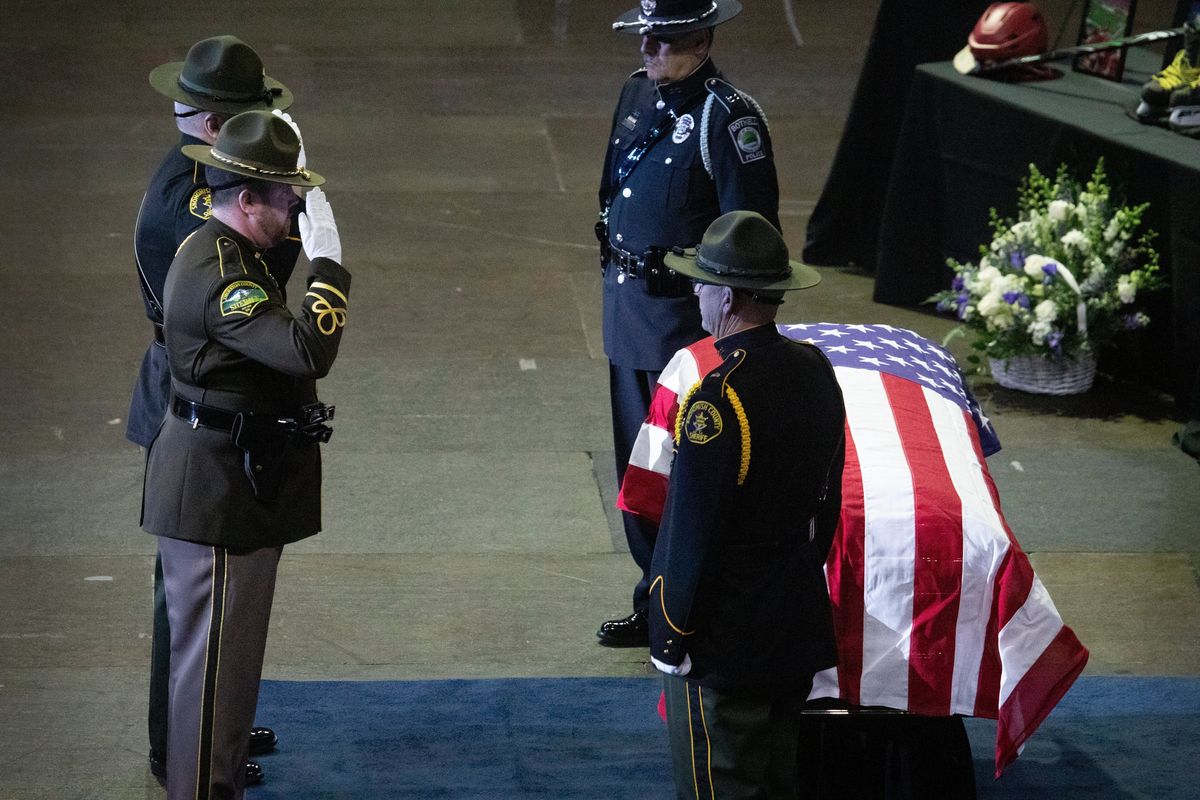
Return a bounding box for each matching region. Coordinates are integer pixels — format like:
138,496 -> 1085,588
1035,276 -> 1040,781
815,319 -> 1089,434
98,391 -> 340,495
1136,24 -> 1200,121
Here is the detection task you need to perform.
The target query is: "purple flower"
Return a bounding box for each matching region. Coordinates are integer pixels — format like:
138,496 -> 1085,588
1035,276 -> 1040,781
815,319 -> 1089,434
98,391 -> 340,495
952,275 -> 965,291
1003,291 -> 1031,309
1122,313 -> 1149,330
1042,262 -> 1059,277
1009,250 -> 1024,269
1047,331 -> 1064,353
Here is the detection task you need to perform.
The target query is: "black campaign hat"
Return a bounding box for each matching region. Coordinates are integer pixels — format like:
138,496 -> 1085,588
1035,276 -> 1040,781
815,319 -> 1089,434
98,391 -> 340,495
150,35 -> 293,114
182,110 -> 323,188
664,211 -> 821,291
612,0 -> 742,36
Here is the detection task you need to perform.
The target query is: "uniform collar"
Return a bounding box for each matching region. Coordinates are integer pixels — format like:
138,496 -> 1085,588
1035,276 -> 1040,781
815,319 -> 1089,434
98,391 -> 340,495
715,323 -> 778,357
655,57 -> 719,108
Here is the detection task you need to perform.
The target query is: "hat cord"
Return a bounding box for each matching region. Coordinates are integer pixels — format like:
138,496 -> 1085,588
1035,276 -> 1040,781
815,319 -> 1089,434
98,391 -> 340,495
612,1 -> 717,32
177,76 -> 283,106
209,148 -> 309,179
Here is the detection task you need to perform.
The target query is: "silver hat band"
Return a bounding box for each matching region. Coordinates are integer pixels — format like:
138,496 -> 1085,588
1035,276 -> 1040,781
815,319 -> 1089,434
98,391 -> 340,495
612,2 -> 718,33
209,148 -> 310,180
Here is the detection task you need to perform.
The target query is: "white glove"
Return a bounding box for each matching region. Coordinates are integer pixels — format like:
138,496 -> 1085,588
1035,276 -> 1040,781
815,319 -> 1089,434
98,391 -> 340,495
651,654 -> 692,677
298,187 -> 342,264
271,108 -> 306,169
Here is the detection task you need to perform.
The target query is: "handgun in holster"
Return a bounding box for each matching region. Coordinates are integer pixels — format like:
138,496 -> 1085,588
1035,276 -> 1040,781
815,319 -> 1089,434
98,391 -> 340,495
230,413 -> 293,508
595,215 -> 611,273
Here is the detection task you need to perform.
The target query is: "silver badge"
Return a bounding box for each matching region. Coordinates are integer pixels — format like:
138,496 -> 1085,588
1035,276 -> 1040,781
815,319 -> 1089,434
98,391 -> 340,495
641,0 -> 656,16
672,113 -> 695,144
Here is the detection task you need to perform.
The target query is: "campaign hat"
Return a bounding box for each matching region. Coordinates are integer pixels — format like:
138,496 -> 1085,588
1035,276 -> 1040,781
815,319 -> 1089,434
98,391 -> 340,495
150,35 -> 293,114
612,0 -> 742,36
664,211 -> 821,291
182,110 -> 323,188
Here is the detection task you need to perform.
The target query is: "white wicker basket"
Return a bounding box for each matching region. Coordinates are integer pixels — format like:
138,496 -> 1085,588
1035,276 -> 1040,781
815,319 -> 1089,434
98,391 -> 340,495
988,352 -> 1097,395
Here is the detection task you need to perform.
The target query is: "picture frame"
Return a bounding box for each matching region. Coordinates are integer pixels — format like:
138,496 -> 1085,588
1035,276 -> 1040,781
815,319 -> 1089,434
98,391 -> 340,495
1073,0 -> 1138,81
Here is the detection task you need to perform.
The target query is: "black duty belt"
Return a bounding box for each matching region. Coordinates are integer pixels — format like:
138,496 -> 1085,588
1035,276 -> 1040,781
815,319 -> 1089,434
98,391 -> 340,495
171,396 -> 238,431
608,244 -> 647,278
153,322 -> 165,345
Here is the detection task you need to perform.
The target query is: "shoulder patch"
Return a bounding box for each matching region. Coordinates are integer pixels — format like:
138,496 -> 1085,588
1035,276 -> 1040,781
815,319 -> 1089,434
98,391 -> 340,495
728,117 -> 766,163
188,187 -> 212,220
220,281 -> 269,317
684,400 -> 723,445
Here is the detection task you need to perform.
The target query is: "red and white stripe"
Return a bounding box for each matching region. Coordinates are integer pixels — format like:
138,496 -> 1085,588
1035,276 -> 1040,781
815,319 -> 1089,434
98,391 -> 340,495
619,336 -> 1088,776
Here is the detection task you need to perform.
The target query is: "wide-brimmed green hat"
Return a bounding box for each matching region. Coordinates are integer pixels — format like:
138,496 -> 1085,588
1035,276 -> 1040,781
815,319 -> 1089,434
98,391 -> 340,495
182,110 -> 323,188
612,0 -> 742,36
150,35 -> 293,114
664,211 -> 821,291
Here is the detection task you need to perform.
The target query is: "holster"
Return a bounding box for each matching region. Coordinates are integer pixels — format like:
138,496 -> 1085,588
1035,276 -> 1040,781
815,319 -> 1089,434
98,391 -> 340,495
595,218 -> 611,273
230,413 -> 294,509
643,246 -> 691,297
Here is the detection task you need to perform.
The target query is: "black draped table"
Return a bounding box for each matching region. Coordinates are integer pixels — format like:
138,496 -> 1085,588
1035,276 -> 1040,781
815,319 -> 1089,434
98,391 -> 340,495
873,49 -> 1200,402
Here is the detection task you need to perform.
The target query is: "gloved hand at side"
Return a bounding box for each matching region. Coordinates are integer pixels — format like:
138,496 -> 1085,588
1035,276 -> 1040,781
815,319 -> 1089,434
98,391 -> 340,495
298,187 -> 341,264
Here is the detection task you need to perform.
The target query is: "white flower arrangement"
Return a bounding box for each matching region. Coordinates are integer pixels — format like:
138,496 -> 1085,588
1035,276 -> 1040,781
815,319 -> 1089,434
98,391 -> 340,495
931,160 -> 1163,363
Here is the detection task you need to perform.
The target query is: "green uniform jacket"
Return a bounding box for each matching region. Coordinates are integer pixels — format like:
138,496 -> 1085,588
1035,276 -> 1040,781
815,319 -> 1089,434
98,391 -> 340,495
141,218 -> 351,548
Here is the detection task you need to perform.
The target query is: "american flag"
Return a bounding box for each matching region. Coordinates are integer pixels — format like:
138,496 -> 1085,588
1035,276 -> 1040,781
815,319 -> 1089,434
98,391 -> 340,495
618,323 -> 1088,776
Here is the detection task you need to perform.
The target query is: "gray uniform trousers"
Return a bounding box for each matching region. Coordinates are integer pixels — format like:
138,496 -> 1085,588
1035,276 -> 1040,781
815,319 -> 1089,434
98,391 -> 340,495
158,537 -> 281,800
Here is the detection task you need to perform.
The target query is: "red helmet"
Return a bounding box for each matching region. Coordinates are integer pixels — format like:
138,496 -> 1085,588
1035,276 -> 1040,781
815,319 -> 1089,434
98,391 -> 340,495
968,2 -> 1048,61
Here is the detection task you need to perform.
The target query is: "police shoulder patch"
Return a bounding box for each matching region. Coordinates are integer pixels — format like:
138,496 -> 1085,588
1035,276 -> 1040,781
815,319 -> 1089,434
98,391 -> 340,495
219,281 -> 270,317
728,116 -> 766,164
188,187 -> 212,220
685,400 -> 724,445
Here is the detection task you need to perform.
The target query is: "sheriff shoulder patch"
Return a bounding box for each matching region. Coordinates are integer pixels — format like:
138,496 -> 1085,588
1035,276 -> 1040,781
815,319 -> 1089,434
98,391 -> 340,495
188,187 -> 212,220
685,401 -> 723,445
728,116 -> 766,164
219,281 -> 269,317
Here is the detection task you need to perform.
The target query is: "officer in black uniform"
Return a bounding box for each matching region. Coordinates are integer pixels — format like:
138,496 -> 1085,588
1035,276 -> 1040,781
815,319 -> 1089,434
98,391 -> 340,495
648,211 -> 844,798
131,35 -> 299,785
597,0 -> 782,647
141,109 -> 349,800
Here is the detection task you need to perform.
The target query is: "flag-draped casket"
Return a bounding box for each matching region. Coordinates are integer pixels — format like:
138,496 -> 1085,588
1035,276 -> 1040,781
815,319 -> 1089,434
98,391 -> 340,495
618,323 -> 1088,776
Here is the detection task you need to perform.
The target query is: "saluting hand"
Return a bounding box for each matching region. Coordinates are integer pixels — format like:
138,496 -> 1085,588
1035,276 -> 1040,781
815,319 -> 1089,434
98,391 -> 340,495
298,187 -> 341,264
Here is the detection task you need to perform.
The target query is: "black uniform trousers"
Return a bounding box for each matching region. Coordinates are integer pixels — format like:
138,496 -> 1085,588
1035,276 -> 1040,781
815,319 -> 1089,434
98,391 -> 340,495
609,362 -> 662,614
664,674 -> 814,800
158,537 -> 281,800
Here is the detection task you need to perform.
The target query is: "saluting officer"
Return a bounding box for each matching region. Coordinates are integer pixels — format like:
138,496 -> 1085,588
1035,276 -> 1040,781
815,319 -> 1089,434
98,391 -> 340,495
649,212 -> 844,798
596,0 -> 781,647
132,35 -> 300,785
141,110 -> 348,800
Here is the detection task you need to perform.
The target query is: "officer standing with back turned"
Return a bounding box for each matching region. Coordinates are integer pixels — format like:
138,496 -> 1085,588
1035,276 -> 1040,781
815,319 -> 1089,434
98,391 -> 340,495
596,0 -> 781,647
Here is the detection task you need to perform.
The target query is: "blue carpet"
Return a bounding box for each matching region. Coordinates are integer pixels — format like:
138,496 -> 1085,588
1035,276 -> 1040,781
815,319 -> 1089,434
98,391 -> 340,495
249,676 -> 1200,799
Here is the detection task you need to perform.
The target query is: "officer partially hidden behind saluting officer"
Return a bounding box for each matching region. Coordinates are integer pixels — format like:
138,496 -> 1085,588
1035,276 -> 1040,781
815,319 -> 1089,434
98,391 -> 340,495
597,0 -> 782,648
141,109 -> 349,800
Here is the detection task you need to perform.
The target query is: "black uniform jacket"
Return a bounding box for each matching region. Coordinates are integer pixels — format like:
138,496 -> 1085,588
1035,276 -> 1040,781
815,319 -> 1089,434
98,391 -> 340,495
600,59 -> 780,370
141,218 -> 350,548
127,134 -> 302,446
649,325 -> 846,697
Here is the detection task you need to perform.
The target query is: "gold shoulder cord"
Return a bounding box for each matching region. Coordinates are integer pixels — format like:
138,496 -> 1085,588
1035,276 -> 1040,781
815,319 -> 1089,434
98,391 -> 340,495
724,385 -> 751,485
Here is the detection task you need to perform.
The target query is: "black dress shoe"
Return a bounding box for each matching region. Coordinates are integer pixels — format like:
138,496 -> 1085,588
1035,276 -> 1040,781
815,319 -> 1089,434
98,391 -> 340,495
148,751 -> 166,787
596,609 -> 649,647
248,725 -> 278,756
151,751 -> 263,787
